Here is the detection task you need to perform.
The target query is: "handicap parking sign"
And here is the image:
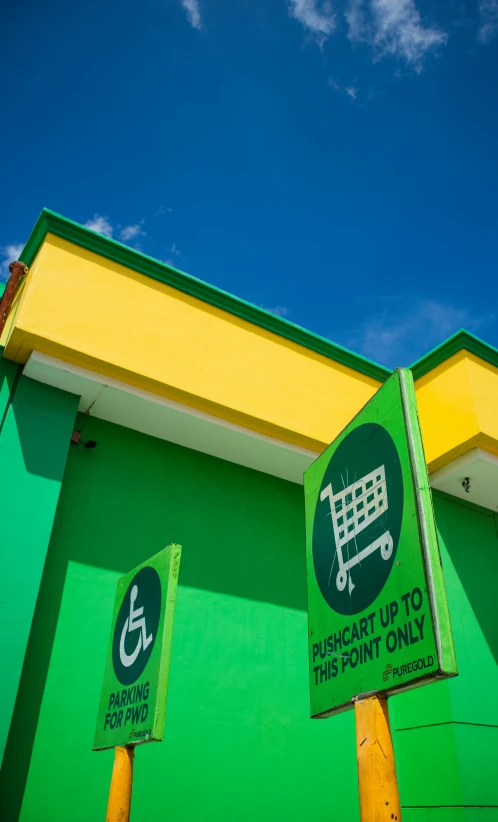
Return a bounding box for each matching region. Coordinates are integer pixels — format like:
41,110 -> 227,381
94,545 -> 181,750
112,566 -> 161,686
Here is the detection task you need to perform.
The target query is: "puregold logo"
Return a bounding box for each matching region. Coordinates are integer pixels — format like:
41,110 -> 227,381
383,656 -> 435,682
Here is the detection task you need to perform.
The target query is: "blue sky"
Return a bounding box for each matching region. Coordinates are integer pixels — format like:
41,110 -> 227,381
2,0 -> 498,367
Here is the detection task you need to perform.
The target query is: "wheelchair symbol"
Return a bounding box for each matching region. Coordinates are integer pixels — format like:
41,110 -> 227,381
119,584 -> 154,668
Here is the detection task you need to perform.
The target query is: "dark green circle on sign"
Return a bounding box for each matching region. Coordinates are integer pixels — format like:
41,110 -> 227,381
313,423 -> 403,616
112,566 -> 161,685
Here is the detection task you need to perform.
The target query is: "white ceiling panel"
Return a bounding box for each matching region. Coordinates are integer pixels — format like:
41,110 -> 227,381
430,448 -> 498,512
23,351 -> 317,484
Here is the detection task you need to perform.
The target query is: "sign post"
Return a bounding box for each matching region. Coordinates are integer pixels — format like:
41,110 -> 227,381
106,745 -> 134,822
94,544 -> 182,821
354,694 -> 401,821
304,369 -> 457,820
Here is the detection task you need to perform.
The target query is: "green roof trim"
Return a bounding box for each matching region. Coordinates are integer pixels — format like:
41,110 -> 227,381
410,329 -> 498,380
19,208 -> 392,382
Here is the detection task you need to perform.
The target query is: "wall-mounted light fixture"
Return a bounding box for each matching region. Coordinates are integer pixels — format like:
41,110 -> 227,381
71,430 -> 97,449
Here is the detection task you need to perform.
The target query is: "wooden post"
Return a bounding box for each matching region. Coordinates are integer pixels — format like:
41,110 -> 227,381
354,694 -> 402,822
106,746 -> 134,822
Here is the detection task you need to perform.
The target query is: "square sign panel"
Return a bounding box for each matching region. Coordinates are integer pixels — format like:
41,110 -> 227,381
305,369 -> 456,718
94,544 -> 181,749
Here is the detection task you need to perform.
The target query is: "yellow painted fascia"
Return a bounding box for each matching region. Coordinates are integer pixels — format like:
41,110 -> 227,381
466,353 -> 498,441
415,350 -> 498,472
6,216 -> 497,472
2,234 -> 382,452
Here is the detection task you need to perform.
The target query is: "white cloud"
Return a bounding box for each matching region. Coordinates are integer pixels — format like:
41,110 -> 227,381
478,0 -> 498,42
1,243 -> 24,280
288,0 -> 336,45
346,0 -> 446,69
180,0 -> 203,30
119,221 -> 146,242
347,299 -> 488,367
327,77 -> 359,100
84,214 -> 114,237
120,225 -> 141,242
170,242 -> 181,256
329,78 -> 359,99
261,305 -> 289,317
84,215 -> 148,245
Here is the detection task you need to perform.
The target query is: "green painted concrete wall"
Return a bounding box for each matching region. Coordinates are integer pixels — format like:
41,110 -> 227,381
1,409 -> 497,820
0,414 -> 360,822
390,492 -> 498,820
0,365 -> 78,767
0,357 -> 19,422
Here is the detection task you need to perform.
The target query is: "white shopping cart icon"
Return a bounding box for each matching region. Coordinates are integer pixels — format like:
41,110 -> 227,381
320,465 -> 393,595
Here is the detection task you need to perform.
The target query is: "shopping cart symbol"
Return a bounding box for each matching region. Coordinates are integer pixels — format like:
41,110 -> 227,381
320,465 -> 393,595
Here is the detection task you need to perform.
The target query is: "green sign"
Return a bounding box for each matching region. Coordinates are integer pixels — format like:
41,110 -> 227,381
305,369 -> 457,718
93,544 -> 181,750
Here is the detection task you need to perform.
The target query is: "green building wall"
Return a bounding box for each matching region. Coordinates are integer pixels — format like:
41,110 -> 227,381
1,408 -> 497,820
0,362 -> 78,768
390,492 -> 498,821
0,413 -> 359,822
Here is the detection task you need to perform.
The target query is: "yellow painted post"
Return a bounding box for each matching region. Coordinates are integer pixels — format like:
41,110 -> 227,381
106,746 -> 134,822
354,695 -> 402,822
